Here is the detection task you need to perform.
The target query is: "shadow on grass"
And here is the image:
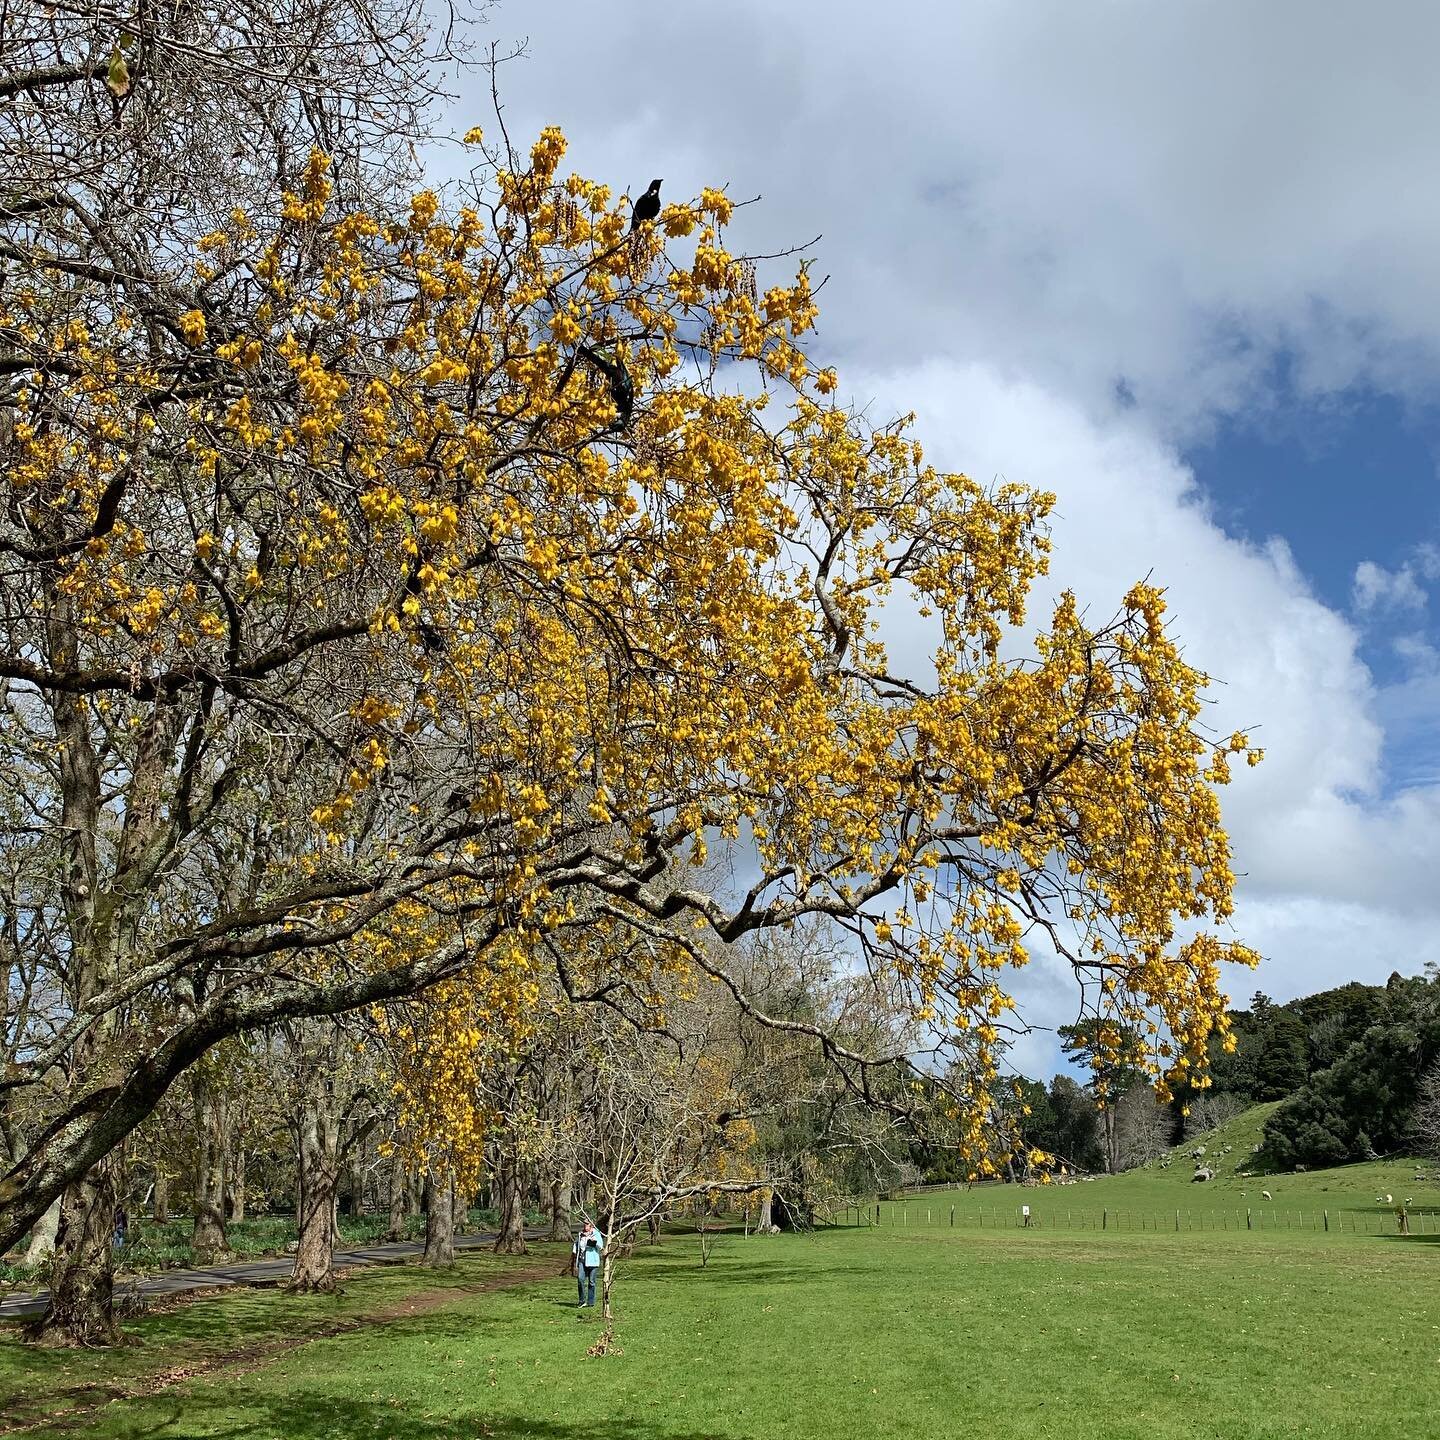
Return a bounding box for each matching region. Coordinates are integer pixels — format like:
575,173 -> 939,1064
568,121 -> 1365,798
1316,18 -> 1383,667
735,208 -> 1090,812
0,1276 -> 531,1415
106,1392 -> 740,1440
1369,1232 -> 1440,1244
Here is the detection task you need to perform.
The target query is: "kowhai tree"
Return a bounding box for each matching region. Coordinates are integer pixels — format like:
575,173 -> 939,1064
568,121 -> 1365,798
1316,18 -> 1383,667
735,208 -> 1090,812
2,4 -> 1259,1345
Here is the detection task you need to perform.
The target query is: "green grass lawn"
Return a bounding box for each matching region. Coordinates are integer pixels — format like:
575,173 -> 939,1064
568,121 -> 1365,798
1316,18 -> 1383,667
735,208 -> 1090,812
3,1216 -> 1436,1439
877,1104 -> 1440,1235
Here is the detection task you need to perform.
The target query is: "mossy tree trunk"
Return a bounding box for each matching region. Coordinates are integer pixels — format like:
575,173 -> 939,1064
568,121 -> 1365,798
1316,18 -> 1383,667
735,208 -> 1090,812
36,1155 -> 118,1346
422,1176 -> 454,1266
290,1067 -> 340,1293
191,1070 -> 229,1265
23,1198 -> 61,1268
493,1151 -> 527,1255
226,1141 -> 246,1223
385,1158 -> 409,1241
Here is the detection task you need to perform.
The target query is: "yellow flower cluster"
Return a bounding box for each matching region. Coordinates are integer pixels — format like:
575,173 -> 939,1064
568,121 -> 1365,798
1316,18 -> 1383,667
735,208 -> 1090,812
6,130 -> 1260,1167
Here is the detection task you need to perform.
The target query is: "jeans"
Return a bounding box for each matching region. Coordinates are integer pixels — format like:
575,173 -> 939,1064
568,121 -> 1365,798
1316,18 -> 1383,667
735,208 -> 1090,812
577,1264 -> 597,1306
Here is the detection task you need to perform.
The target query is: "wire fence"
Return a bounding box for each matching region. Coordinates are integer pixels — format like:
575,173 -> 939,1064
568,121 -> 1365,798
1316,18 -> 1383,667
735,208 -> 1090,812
840,1200 -> 1439,1237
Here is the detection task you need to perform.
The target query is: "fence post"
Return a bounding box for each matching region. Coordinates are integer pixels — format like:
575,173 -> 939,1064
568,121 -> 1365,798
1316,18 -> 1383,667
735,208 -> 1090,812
1102,1208 -> 1107,1231
876,1202 -> 881,1225
1246,1208 -> 1252,1231
1323,1209 -> 1329,1232
950,1206 -> 955,1228
1175,1210 -> 1180,1232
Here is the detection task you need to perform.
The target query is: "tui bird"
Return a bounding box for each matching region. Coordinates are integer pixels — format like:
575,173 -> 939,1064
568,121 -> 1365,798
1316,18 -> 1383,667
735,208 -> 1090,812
630,178 -> 662,232
578,343 -> 634,431
403,564 -> 445,653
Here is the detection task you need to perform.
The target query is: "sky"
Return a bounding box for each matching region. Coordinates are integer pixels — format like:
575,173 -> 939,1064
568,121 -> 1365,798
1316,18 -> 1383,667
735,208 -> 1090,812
451,0 -> 1440,1074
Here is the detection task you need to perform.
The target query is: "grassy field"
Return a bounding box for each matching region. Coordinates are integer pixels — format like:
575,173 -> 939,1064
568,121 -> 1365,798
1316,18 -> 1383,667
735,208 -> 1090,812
3,1208 -> 1436,1439
877,1104 -> 1440,1234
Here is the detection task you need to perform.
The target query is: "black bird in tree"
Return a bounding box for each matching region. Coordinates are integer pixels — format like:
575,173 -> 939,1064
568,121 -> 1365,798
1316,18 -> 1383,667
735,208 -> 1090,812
579,344 -> 634,431
630,178 -> 663,232
403,560 -> 445,653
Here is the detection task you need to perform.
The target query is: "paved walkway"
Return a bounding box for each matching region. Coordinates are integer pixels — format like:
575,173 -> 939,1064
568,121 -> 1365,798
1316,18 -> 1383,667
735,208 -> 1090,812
0,1228 -> 548,1320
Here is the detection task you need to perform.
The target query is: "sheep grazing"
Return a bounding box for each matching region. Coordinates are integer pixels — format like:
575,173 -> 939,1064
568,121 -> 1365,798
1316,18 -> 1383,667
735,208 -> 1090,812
1385,1194 -> 1393,1205
1261,1190 -> 1273,1201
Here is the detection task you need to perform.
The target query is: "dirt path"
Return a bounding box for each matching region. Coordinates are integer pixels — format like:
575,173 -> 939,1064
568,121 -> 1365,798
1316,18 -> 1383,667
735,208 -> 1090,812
1,1256 -> 561,1436
0,1228 -> 544,1320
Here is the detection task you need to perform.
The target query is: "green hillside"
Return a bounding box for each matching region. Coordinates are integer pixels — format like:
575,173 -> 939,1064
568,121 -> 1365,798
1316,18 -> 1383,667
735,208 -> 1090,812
1145,1099 -> 1281,1183
881,1102 -> 1440,1232
1088,1101 -> 1440,1216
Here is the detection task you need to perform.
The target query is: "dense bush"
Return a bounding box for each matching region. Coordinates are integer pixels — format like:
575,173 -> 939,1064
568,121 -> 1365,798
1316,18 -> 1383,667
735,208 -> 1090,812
1262,972 -> 1440,1169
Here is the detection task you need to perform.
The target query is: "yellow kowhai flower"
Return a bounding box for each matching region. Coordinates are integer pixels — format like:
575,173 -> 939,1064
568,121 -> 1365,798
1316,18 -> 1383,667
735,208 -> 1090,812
179,309 -> 207,345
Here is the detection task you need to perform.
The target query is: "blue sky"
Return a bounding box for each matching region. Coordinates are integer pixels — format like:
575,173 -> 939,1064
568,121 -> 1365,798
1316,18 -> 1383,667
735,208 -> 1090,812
1191,389 -> 1440,793
1191,392 -> 1439,666
463,0 -> 1440,1074
1193,394 -> 1436,629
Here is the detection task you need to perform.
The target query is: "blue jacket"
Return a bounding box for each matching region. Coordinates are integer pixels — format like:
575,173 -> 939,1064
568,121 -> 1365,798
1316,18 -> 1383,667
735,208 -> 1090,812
574,1228 -> 605,1268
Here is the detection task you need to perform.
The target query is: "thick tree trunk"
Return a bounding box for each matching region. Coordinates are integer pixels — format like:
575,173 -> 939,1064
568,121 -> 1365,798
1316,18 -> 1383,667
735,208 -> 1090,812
341,1151 -> 365,1217
35,1156 -> 118,1346
385,1159 -> 409,1242
191,1072 -> 229,1265
22,1198 -> 61,1268
548,1169 -> 571,1242
492,1154 -> 527,1255
451,1182 -> 467,1236
422,1177 -> 454,1266
151,1168 -> 169,1222
291,1168 -> 339,1291
35,611 -> 119,1346
226,1143 -> 246,1223
756,1189 -> 773,1231
289,1071 -> 339,1293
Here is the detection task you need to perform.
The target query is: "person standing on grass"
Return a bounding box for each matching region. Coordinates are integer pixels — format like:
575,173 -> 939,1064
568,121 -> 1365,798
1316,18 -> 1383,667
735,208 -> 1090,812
112,1204 -> 129,1253
573,1218 -> 604,1308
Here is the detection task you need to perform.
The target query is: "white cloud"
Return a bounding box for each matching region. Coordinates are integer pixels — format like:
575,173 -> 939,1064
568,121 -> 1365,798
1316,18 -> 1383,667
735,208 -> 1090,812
479,0 -> 1440,436
1376,663 -> 1440,790
852,359 -> 1440,1002
449,3 -> 1440,1051
1390,634 -> 1440,677
1353,558 -> 1429,615
1229,895 -> 1440,1000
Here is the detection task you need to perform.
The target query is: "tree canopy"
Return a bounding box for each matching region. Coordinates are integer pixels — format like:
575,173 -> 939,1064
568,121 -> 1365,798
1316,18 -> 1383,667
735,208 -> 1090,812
3,0 -> 1259,1342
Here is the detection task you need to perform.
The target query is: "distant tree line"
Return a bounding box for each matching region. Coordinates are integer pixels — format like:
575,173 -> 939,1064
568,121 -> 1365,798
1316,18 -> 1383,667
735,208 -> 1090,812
1251,971 -> 1440,1168
914,967 -> 1440,1182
